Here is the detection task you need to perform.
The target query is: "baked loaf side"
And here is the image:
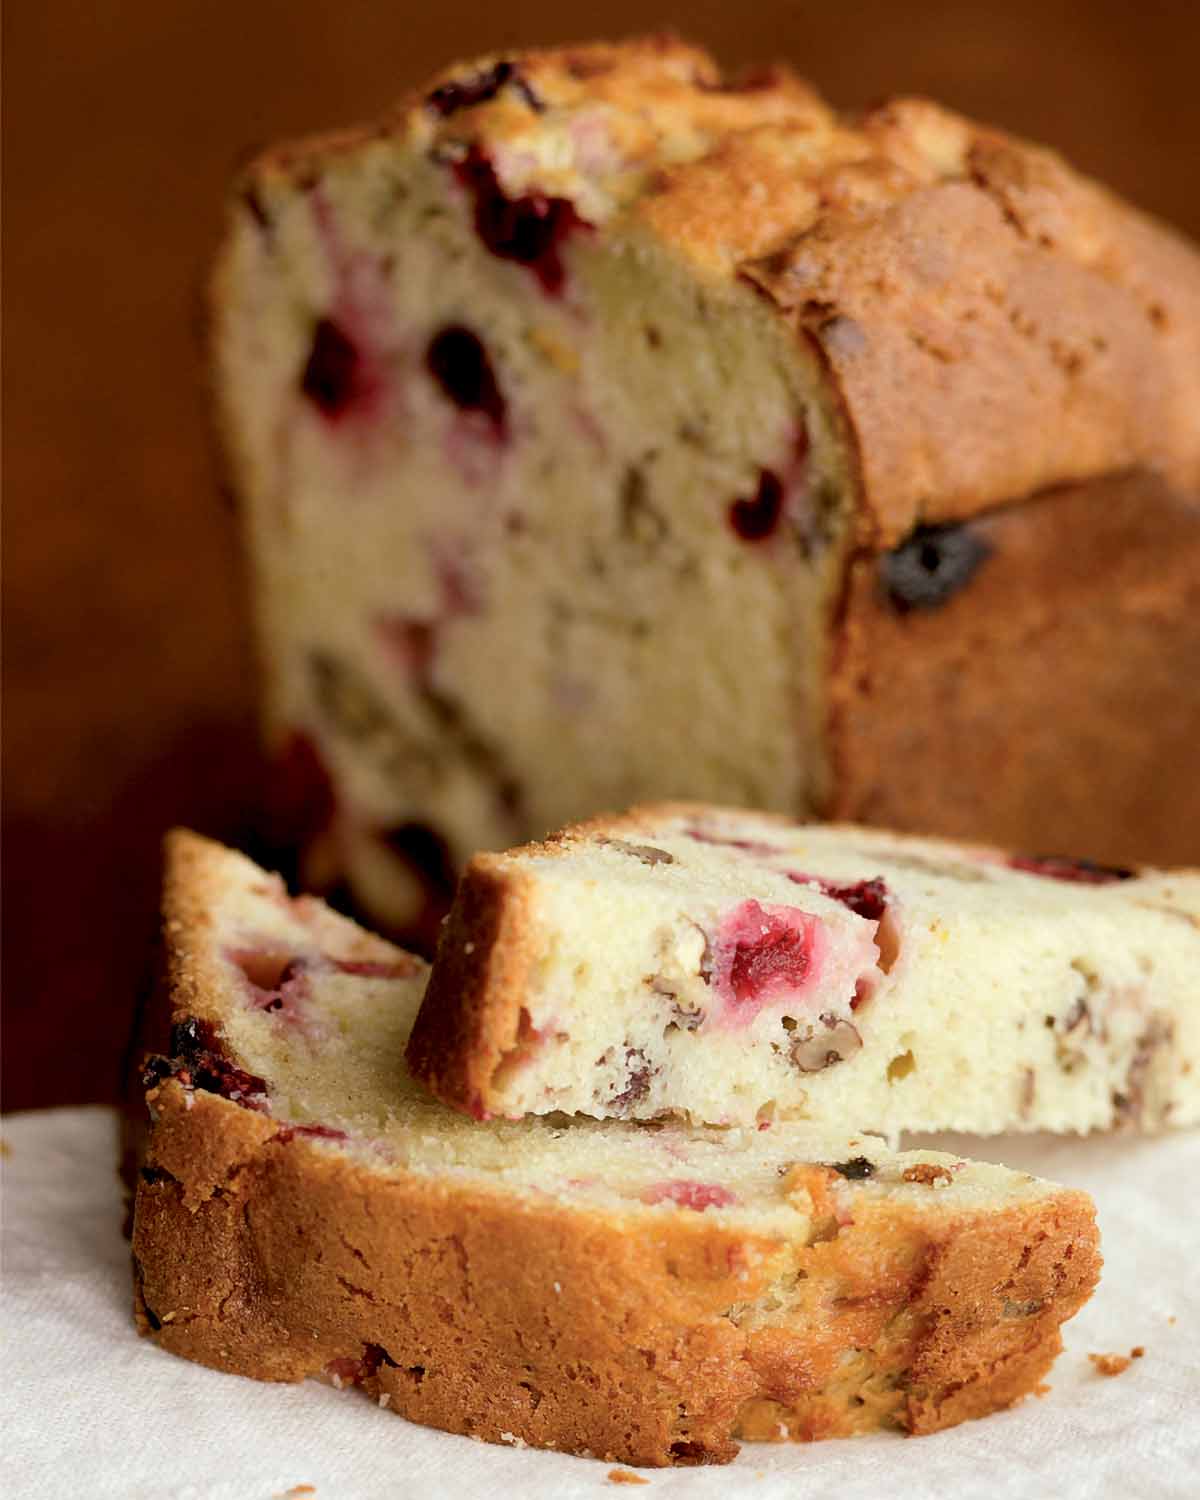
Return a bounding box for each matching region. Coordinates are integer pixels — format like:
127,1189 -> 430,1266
827,469 -> 1200,869
211,36 -> 1200,933
133,832 -> 1101,1466
407,805 -> 1200,1131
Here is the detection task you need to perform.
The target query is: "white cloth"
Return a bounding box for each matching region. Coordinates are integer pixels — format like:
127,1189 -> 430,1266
2,1106 -> 1197,1500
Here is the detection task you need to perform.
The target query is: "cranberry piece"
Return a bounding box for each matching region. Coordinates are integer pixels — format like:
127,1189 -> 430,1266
453,146 -> 585,295
158,1016 -> 270,1108
275,1121 -> 348,1143
641,1180 -> 737,1211
685,827 -> 777,855
376,618 -> 436,681
880,523 -> 991,612
1009,854 -> 1135,884
729,922 -> 810,1003
728,468 -> 784,541
333,958 -> 415,979
426,60 -> 543,116
425,325 -> 507,435
788,874 -> 889,924
300,317 -> 375,420
711,900 -> 822,1019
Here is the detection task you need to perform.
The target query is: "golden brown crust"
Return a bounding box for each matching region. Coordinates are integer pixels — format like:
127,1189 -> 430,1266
134,1081 -> 1099,1465
228,39 -> 1200,549
742,102 -> 1200,544
162,828 -> 416,1029
827,468 -> 1200,867
403,856 -> 537,1119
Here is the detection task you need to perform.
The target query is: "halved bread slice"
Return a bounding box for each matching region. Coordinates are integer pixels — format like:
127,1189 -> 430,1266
406,804 -> 1200,1131
132,831 -> 1099,1465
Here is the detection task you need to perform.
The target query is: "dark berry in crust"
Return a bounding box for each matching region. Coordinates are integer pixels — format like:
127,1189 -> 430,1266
880,523 -> 991,612
1008,854 -> 1136,885
425,61 -> 543,117
300,318 -> 373,420
453,146 -> 586,294
728,468 -> 784,541
829,1156 -> 876,1179
144,1017 -> 270,1108
789,874 -> 889,923
425,325 -> 507,434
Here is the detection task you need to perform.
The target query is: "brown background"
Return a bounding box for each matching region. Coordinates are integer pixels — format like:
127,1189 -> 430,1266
5,0 -> 1200,1112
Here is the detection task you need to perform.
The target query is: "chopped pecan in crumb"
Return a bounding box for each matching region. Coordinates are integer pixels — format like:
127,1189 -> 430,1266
902,1163 -> 954,1186
790,1015 -> 862,1072
1112,1015 -> 1175,1127
597,837 -> 675,866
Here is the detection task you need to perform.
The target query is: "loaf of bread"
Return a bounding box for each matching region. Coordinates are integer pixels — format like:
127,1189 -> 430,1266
407,804 -> 1200,1132
211,37 -> 1200,937
132,831 -> 1100,1465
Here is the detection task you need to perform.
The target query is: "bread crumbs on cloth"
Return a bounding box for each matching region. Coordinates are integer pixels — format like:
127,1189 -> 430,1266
607,1470 -> 650,1485
1089,1347 -> 1145,1376
275,1487 -> 316,1498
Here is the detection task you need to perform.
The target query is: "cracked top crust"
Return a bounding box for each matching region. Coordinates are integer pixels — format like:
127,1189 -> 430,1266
245,34 -> 1200,546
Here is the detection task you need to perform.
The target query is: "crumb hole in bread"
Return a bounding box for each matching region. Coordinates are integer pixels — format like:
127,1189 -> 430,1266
887,1050 -> 916,1082
874,907 -> 902,974
668,1440 -> 709,1463
518,1379 -> 544,1411
491,1007 -> 550,1094
230,949 -> 299,992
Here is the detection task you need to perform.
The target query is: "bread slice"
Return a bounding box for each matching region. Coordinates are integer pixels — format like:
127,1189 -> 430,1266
407,804 -> 1200,1132
133,831 -> 1100,1466
211,37 -> 1200,936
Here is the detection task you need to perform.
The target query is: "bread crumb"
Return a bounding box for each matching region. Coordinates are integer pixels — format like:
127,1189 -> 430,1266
1088,1352 -> 1133,1376
275,1487 -> 316,1498
1168,1315 -> 1176,1325
1131,1346 -> 1145,1358
902,1163 -> 953,1187
607,1471 -> 648,1486
499,1431 -> 528,1448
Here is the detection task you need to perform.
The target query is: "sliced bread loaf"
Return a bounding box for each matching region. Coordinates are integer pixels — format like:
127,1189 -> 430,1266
407,804 -> 1200,1131
132,831 -> 1100,1465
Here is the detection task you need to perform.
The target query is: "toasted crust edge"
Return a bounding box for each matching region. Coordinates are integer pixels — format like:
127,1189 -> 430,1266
216,37 -> 1200,552
133,1081 -> 1100,1465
